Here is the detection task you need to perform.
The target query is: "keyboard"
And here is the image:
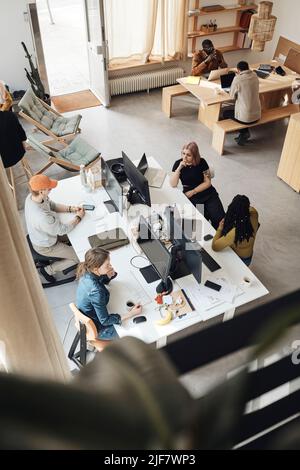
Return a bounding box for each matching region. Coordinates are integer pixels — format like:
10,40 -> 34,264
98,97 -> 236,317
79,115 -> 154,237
200,248 -> 221,272
254,69 -> 270,79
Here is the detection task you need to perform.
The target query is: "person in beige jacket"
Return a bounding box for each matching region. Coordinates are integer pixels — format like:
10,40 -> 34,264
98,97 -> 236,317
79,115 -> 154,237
224,61 -> 261,146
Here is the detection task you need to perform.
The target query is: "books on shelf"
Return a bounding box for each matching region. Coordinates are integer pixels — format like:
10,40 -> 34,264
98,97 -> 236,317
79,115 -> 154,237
188,9 -> 200,16
224,4 -> 241,8
244,34 -> 252,49
237,31 -> 252,49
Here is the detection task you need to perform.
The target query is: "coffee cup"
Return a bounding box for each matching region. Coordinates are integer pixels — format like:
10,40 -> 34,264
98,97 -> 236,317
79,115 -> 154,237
242,276 -> 252,288
126,300 -> 135,311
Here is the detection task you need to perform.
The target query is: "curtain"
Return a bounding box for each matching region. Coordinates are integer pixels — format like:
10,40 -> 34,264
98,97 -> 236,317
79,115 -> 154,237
152,0 -> 188,61
104,0 -> 188,66
0,160 -> 70,382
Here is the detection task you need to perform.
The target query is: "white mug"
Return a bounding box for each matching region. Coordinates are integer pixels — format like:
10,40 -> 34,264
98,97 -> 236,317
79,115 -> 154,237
126,300 -> 135,311
242,276 -> 252,288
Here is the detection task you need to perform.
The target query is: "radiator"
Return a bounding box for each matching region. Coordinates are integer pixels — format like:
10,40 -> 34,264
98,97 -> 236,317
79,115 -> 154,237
109,66 -> 184,96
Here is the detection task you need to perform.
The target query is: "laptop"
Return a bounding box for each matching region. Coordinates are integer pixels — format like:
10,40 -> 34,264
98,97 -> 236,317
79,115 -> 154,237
220,72 -> 236,92
137,153 -> 166,188
208,68 -> 229,81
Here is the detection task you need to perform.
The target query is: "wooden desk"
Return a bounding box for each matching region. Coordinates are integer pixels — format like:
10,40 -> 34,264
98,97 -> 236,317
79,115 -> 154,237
50,157 -> 268,347
177,62 -> 300,130
277,113 -> 300,192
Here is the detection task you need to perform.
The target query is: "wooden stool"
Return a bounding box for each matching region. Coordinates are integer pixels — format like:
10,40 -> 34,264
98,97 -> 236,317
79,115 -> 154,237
6,157 -> 33,203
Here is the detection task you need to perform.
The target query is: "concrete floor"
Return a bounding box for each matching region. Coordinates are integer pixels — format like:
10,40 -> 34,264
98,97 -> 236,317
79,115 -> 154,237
17,88 -> 300,389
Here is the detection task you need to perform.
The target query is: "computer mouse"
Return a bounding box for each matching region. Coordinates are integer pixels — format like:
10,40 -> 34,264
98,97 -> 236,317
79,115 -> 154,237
133,316 -> 147,324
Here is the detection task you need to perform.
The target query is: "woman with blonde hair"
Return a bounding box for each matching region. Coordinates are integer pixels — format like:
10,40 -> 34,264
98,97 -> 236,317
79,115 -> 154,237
0,81 -> 13,111
170,141 -> 225,229
76,248 -> 142,340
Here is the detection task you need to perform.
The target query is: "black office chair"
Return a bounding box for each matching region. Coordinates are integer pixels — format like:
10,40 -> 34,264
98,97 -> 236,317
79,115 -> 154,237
26,235 -> 77,288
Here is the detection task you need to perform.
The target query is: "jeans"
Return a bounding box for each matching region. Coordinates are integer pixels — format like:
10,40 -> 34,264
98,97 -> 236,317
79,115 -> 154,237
241,256 -> 252,267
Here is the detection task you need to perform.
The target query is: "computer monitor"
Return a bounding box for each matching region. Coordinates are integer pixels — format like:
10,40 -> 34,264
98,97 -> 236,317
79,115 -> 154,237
122,151 -> 151,207
102,159 -> 123,216
164,205 -> 221,273
137,215 -> 173,293
164,206 -> 202,284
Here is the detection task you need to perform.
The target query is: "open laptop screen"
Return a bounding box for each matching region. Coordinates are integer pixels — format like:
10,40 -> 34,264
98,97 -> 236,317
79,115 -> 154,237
220,72 -> 235,89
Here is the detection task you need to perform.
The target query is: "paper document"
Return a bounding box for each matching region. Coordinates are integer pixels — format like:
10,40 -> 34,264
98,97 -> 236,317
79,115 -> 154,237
185,76 -> 201,85
204,277 -> 238,303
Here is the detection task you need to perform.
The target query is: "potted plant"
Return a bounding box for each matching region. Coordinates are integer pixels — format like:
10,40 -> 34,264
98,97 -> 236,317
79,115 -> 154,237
21,42 -> 51,105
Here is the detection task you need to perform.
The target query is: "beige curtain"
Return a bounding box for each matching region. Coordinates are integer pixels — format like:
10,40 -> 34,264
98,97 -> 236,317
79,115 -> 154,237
152,0 -> 189,61
105,0 -> 159,66
0,161 -> 70,382
105,0 -> 188,66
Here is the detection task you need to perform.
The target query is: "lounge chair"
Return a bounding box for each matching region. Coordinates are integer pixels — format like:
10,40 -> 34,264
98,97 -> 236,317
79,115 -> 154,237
19,88 -> 82,146
27,135 -> 101,174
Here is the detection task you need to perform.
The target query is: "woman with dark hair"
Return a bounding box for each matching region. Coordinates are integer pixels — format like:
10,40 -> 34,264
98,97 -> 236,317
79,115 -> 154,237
170,141 -> 225,229
212,195 -> 259,266
76,248 -> 142,340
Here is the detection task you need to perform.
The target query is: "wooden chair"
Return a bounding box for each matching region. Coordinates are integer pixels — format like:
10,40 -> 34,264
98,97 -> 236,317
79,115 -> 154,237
6,156 -> 33,206
68,303 -> 110,368
27,134 -> 101,175
18,88 -> 82,147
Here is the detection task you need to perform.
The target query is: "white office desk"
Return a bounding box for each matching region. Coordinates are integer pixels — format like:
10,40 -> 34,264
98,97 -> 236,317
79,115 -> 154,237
51,157 -> 269,346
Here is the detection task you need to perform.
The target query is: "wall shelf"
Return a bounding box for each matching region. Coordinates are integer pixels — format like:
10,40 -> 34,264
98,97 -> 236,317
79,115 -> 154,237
188,1 -> 258,56
188,26 -> 246,38
188,4 -> 258,17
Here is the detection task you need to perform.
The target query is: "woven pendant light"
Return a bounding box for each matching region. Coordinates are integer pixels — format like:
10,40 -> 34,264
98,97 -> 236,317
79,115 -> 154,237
248,1 -> 277,52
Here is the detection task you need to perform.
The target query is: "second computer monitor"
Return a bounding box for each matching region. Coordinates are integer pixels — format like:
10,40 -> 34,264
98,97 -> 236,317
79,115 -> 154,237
164,207 -> 202,283
122,151 -> 151,207
102,159 -> 123,216
137,215 -> 172,287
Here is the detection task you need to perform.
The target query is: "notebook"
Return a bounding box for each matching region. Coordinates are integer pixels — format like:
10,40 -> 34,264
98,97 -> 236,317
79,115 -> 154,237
88,228 -> 129,250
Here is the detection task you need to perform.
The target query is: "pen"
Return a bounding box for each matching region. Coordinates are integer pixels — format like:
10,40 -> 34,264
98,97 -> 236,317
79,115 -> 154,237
181,288 -> 195,311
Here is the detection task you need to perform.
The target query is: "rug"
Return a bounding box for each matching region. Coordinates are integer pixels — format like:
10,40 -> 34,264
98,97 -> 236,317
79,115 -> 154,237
51,90 -> 101,113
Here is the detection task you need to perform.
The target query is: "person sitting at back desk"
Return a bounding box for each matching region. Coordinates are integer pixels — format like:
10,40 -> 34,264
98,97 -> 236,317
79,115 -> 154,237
224,61 -> 261,146
191,39 -> 228,77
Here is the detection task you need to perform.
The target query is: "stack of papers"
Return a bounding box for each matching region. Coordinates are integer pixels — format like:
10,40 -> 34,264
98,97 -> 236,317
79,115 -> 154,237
184,277 -> 245,312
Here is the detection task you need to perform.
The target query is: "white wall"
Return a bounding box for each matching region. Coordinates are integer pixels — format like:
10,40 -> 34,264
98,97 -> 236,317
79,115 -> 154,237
0,0 -> 35,91
225,0 -> 300,67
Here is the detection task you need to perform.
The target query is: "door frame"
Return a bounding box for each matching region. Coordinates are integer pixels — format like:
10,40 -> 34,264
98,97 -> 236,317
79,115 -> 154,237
84,0 -> 111,106
27,2 -> 50,95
